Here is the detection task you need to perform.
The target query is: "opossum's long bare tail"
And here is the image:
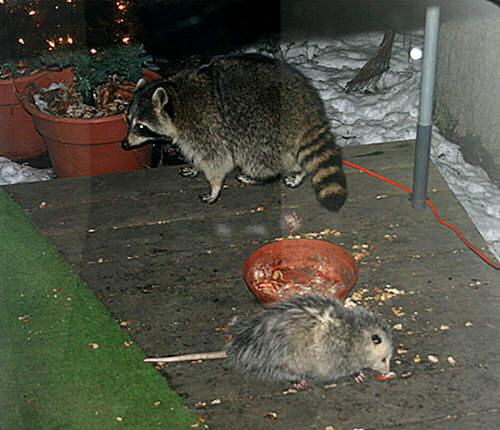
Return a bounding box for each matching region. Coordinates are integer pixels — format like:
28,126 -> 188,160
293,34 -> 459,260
144,351 -> 227,363
297,125 -> 347,211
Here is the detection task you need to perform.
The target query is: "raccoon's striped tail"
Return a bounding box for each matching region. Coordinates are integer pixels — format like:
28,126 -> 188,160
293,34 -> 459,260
297,125 -> 347,211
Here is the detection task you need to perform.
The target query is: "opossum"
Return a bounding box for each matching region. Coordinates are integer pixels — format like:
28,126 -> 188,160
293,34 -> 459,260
145,294 -> 394,388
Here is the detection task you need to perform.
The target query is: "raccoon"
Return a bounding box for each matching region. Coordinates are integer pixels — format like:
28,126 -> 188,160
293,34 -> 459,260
122,54 -> 347,211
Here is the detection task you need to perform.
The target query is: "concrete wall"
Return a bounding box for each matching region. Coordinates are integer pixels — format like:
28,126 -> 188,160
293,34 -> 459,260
434,1 -> 500,186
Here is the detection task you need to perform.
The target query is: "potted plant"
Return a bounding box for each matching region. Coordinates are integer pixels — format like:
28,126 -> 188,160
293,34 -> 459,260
0,58 -> 62,160
22,45 -> 159,178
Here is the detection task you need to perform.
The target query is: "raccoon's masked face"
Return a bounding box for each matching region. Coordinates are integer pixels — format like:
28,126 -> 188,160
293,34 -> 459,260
122,79 -> 177,150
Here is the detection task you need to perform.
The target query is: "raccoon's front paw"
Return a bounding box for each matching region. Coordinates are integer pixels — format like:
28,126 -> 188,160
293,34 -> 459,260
283,172 -> 305,188
199,193 -> 218,204
178,166 -> 199,178
236,174 -> 259,185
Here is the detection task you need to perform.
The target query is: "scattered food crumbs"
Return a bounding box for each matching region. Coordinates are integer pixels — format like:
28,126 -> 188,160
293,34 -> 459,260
325,426 -> 335,430
413,355 -> 422,363
391,307 -> 405,317
282,211 -> 303,233
123,341 -> 131,347
440,324 -> 450,330
154,401 -> 161,407
324,383 -> 338,389
393,323 -> 403,331
376,194 -> 389,199
465,321 -> 473,327
428,355 -> 439,363
210,399 -> 221,405
115,417 -> 123,422
39,201 -> 46,208
197,415 -> 206,423
265,412 -> 278,420
195,401 -> 207,407
353,248 -> 370,261
447,356 -> 457,367
190,424 -> 200,429
120,320 -> 131,326
397,348 -> 407,354
88,343 -> 99,349
282,388 -> 297,395
401,371 -> 413,378
87,228 -> 96,233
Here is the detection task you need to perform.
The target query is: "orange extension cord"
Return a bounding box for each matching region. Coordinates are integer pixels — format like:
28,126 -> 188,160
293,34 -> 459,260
342,159 -> 500,270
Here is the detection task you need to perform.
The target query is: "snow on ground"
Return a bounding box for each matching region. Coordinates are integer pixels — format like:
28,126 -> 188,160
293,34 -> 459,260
1,31 -> 499,262
0,156 -> 53,186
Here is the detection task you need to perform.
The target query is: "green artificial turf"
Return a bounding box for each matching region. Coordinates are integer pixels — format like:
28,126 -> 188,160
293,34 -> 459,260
0,188 -> 199,430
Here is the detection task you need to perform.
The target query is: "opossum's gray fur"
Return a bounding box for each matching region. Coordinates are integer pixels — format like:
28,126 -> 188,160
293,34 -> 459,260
123,54 -> 347,211
226,294 -> 393,383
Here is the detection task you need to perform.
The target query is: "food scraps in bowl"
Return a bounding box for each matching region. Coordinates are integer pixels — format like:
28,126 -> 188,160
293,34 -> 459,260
251,261 -> 346,300
243,239 -> 359,306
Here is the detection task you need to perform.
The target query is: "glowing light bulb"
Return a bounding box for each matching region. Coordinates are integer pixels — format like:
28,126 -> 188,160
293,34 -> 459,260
67,36 -> 74,44
47,40 -> 56,49
121,36 -> 130,44
18,38 -> 25,45
90,48 -> 97,54
409,47 -> 423,61
28,9 -> 36,16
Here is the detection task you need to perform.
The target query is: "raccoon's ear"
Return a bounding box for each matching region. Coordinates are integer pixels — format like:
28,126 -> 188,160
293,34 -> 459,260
135,78 -> 147,91
152,87 -> 169,110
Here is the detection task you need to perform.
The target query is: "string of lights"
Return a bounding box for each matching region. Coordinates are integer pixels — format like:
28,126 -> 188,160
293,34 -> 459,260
1,0 -> 135,60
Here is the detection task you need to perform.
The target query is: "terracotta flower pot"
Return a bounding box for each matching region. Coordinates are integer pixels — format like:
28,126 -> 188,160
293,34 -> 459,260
23,68 -> 159,178
0,70 -> 57,159
243,239 -> 359,306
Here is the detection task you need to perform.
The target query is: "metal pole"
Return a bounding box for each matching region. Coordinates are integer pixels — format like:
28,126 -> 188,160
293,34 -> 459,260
412,6 -> 440,209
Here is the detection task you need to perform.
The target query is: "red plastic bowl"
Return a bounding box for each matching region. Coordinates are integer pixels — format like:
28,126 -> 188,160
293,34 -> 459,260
243,239 -> 359,306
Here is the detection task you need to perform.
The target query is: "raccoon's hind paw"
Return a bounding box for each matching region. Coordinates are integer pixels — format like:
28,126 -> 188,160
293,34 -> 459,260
199,193 -> 218,204
178,166 -> 199,178
236,174 -> 260,185
283,172 -> 306,188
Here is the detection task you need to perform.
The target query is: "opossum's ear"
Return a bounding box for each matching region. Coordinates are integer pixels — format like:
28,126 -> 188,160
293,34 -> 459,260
372,334 -> 382,344
135,78 -> 147,91
152,87 -> 168,110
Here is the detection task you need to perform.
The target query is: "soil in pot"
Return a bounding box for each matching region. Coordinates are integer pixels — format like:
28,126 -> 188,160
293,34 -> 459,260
23,68 -> 158,177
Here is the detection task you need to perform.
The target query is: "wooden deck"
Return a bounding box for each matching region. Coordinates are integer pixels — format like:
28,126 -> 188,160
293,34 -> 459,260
5,141 -> 500,429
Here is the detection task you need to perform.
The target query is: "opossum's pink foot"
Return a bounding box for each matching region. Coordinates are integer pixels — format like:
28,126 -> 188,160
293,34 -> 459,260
292,379 -> 308,390
354,371 -> 366,384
